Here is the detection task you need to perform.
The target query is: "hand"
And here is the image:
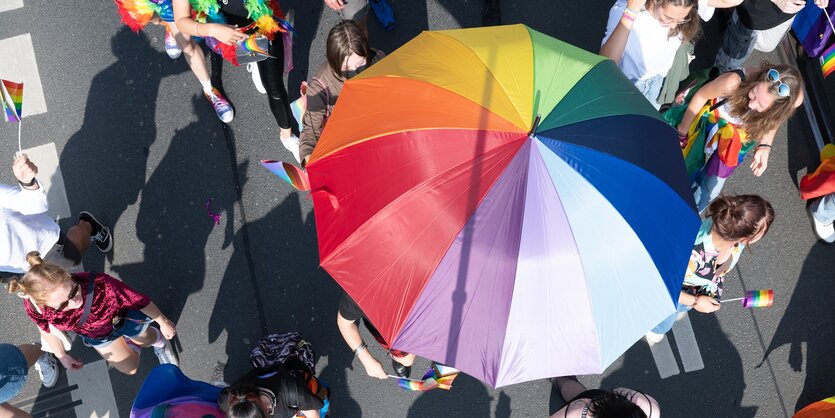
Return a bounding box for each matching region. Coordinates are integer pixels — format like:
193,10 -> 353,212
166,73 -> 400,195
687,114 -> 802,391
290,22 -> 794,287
324,0 -> 346,10
157,317 -> 177,339
693,295 -> 720,313
13,153 -> 37,184
360,356 -> 388,379
626,0 -> 647,10
58,354 -> 84,370
208,24 -> 248,45
750,146 -> 770,176
815,0 -> 828,8
772,0 -> 806,14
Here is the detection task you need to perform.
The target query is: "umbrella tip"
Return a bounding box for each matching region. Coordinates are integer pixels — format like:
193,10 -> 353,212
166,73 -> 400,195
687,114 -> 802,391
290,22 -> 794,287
529,114 -> 541,137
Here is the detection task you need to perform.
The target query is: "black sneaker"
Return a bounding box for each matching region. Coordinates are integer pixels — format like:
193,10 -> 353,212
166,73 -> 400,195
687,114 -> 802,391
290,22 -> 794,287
79,211 -> 113,253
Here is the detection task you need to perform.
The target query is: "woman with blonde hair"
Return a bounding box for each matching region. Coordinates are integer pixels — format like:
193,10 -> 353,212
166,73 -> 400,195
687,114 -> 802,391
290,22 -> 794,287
8,252 -> 178,375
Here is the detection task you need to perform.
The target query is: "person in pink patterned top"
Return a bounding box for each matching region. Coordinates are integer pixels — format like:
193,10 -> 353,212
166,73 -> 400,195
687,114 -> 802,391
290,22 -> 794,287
8,252 -> 178,375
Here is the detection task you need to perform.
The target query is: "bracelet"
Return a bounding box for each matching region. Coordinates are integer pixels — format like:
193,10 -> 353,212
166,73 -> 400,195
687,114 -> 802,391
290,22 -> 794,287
621,13 -> 636,23
623,7 -> 638,20
352,341 -> 367,357
195,21 -> 202,37
756,143 -> 772,150
18,178 -> 36,188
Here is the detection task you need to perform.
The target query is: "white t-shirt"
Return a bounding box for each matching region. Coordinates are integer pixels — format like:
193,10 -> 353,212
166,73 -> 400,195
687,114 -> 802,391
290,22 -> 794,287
0,182 -> 59,273
601,0 -> 684,82
698,0 -> 716,22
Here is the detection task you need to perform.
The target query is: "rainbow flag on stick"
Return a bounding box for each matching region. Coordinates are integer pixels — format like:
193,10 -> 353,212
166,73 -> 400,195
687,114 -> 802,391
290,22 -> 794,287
822,43 -> 835,78
393,363 -> 460,392
1,79 -> 23,123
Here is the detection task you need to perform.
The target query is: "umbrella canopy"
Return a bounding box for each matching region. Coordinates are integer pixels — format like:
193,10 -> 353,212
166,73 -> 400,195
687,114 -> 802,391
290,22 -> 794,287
795,396 -> 835,418
307,24 -> 700,387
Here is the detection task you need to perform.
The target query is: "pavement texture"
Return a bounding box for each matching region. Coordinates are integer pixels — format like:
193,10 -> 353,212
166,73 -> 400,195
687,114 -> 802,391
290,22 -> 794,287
0,1 -> 833,417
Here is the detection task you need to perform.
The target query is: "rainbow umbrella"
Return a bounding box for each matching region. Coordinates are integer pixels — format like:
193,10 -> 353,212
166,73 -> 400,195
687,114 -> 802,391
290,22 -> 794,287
306,24 -> 700,387
795,396 -> 835,418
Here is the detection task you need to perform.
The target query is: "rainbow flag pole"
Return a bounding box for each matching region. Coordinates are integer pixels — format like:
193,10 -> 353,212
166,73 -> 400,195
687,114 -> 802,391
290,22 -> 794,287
1,79 -> 24,154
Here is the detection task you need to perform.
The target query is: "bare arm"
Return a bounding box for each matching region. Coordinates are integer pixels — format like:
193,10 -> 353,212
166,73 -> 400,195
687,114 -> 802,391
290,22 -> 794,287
39,328 -> 83,370
677,71 -> 742,134
337,311 -> 387,379
171,0 -> 246,44
140,301 -> 177,339
599,0 -> 647,63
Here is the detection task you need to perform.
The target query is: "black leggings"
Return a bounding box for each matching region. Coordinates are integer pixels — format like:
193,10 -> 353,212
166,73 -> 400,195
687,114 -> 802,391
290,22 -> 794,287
257,36 -> 292,130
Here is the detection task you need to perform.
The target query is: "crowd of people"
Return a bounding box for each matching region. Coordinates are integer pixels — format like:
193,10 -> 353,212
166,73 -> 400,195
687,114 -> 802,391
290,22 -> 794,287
1,0 -> 833,416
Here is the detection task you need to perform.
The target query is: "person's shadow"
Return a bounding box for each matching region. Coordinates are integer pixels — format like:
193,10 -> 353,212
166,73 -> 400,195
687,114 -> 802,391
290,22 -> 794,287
762,242 -> 835,413
58,27 -> 187,273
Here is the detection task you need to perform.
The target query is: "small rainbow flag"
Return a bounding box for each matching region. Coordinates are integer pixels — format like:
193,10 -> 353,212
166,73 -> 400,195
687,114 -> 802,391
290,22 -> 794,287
800,144 -> 835,200
261,160 -> 310,191
742,289 -> 774,308
822,43 -> 835,78
242,35 -> 272,57
395,363 -> 460,392
1,79 -> 23,123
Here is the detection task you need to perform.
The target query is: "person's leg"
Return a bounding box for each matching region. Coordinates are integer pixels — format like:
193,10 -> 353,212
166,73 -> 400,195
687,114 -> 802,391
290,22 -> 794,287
65,222 -> 92,256
257,38 -> 293,137
0,403 -> 31,418
391,352 -> 415,367
94,339 -> 140,375
16,344 -> 42,368
650,304 -> 690,335
168,23 -> 211,87
810,193 -> 835,242
714,10 -> 757,72
550,376 -> 587,402
693,172 -> 727,214
125,323 -> 179,365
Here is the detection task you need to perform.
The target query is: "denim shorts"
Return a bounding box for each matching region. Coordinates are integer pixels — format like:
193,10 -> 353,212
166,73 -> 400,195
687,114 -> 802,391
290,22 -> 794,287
0,343 -> 28,403
79,310 -> 152,349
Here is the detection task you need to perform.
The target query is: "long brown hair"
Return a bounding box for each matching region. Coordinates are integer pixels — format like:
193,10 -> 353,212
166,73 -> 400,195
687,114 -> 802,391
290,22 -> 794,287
705,195 -> 775,242
647,0 -> 701,43
325,20 -> 371,78
6,251 -> 72,305
726,62 -> 802,140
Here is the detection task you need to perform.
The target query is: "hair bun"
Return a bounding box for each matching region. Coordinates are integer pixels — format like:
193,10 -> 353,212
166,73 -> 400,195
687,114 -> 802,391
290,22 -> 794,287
25,251 -> 43,267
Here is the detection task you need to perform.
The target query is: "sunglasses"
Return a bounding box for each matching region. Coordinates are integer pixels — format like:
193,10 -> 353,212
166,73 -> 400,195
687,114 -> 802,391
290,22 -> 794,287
651,4 -> 691,25
56,283 -> 80,311
767,69 -> 791,98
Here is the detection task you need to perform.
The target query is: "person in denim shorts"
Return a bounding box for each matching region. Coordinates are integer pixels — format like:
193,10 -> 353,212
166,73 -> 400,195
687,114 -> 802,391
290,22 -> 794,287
0,343 -> 58,417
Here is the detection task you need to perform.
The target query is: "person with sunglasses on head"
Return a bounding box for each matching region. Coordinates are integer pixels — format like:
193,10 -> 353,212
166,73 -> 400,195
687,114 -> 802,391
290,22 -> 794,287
715,0 -> 829,73
672,62 -> 803,212
7,252 -> 178,376
646,194 -> 774,343
600,0 -> 701,108
1,154 -> 112,276
0,342 -> 58,418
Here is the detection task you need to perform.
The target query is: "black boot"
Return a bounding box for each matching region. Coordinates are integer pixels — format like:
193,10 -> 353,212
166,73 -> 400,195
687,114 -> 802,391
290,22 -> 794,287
392,358 -> 411,378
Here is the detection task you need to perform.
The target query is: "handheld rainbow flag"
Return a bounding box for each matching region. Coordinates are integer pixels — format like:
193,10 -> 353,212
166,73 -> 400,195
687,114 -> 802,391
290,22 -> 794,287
821,43 -> 835,78
800,143 -> 835,200
241,35 -> 272,57
1,79 -> 23,123
261,160 -> 310,191
391,363 -> 460,392
722,289 -> 774,308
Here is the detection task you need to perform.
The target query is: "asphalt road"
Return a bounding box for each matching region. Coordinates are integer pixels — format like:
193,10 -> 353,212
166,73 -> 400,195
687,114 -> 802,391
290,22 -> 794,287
0,1 -> 833,417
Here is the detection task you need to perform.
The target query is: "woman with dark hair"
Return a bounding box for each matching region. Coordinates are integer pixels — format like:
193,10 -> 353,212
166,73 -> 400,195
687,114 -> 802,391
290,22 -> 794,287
647,194 -> 775,341
219,358 -> 326,418
298,20 -> 385,167
600,0 -> 701,107
549,376 -> 659,418
673,62 -> 803,212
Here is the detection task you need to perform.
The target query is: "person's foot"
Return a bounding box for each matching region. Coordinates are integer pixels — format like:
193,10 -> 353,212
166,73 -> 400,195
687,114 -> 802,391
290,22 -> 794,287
152,332 -> 179,366
35,352 -> 59,388
79,211 -> 113,253
281,134 -> 301,163
810,208 -> 835,243
645,331 -> 665,345
391,358 -> 411,379
246,63 -> 267,94
204,87 -> 234,123
164,29 -> 182,60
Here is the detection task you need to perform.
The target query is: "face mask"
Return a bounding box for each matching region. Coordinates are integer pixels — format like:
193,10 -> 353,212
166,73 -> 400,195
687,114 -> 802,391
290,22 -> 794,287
344,63 -> 369,79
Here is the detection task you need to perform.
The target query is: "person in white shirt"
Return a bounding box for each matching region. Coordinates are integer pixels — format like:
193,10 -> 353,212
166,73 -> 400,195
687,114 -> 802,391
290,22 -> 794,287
600,0 -> 701,108
1,154 -> 112,274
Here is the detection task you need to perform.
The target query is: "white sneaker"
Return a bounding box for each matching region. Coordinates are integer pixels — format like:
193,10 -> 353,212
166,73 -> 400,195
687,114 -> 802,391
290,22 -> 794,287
35,352 -> 59,388
164,30 -> 182,60
247,63 -> 267,94
811,212 -> 835,243
281,134 -> 301,164
152,334 -> 179,366
645,331 -> 665,345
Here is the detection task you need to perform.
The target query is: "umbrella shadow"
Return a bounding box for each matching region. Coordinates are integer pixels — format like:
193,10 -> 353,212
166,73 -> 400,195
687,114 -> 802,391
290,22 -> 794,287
598,312 -> 756,418
207,193 -> 362,415
57,27 -> 189,272
762,242 -> 835,413
405,374 -> 494,417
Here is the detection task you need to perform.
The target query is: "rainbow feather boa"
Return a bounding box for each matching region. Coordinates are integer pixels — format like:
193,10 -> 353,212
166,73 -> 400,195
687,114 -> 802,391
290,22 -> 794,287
114,0 -> 165,32
190,0 -> 287,65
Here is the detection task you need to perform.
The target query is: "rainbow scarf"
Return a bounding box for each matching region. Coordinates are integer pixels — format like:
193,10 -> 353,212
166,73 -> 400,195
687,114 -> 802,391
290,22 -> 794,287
113,0 -> 169,32
681,98 -> 752,180
800,143 -> 835,200
190,0 -> 286,65
1,79 -> 23,123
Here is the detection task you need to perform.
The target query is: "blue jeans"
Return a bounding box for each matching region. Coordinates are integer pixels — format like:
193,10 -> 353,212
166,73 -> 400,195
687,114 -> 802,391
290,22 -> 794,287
0,344 -> 27,403
633,75 -> 664,109
812,193 -> 835,225
79,310 -> 152,348
692,171 -> 727,214
651,303 -> 692,334
715,10 -> 757,73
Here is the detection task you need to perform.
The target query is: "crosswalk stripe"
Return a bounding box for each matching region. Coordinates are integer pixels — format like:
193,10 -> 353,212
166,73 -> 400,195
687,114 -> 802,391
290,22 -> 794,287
646,335 -> 681,379
671,311 -> 705,372
21,142 -> 72,220
0,0 -> 23,13
67,359 -> 119,418
0,33 -> 47,117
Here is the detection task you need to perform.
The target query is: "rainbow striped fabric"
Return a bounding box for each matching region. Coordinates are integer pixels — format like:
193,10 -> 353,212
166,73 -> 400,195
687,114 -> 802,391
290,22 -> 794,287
1,79 -> 23,123
396,364 -> 460,391
800,144 -> 835,200
822,43 -> 835,78
742,289 -> 774,308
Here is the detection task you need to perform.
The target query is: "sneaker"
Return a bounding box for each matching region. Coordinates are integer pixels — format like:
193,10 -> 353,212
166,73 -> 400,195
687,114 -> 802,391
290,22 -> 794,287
204,87 -> 234,123
246,63 -> 267,94
35,352 -> 59,388
79,211 -> 113,253
153,334 -> 179,366
645,331 -> 665,345
281,134 -> 301,163
811,209 -> 835,244
164,29 -> 182,60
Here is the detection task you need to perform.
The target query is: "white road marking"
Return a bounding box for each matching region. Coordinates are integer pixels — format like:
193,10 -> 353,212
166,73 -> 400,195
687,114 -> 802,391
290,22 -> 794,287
22,142 -> 71,220
0,33 -> 47,117
0,0 -> 23,13
671,311 -> 705,372
67,359 -> 119,418
646,334 -> 681,379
